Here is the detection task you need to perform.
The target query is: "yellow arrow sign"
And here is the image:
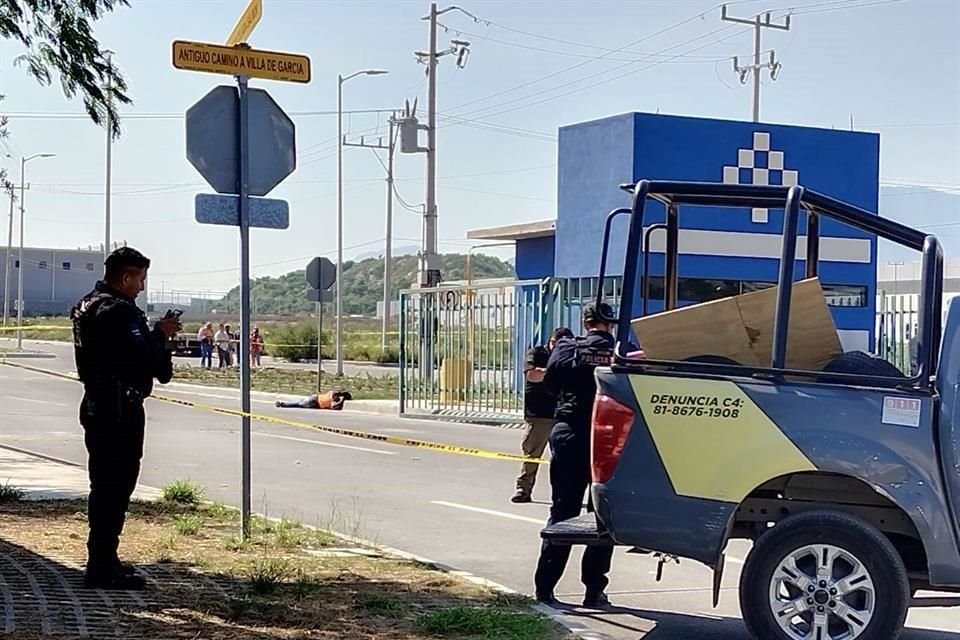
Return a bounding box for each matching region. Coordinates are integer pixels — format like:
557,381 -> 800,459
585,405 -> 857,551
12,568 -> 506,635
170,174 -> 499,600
226,0 -> 262,46
172,40 -> 311,84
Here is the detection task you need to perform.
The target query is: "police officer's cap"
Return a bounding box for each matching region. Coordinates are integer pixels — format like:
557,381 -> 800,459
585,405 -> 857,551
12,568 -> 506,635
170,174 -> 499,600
583,301 -> 616,323
104,246 -> 151,275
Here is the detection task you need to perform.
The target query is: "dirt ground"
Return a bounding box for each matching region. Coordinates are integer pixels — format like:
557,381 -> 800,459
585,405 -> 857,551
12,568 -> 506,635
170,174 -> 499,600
0,498 -> 568,640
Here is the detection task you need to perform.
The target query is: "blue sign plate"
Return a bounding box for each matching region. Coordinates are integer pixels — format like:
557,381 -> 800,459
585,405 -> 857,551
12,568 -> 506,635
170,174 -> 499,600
195,193 -> 289,229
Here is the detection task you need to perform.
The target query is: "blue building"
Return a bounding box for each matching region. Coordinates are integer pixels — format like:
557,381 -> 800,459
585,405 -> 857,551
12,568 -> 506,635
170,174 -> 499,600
468,112 -> 880,352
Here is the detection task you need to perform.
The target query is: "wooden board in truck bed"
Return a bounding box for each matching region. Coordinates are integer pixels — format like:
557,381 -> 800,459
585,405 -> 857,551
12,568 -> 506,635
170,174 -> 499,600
631,277 -> 842,371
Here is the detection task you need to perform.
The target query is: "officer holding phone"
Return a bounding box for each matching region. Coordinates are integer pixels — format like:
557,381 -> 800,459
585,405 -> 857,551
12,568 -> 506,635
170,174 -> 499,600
71,247 -> 181,590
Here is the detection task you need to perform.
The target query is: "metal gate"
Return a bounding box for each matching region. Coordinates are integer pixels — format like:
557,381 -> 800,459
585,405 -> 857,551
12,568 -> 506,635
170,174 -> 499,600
398,276 -> 622,422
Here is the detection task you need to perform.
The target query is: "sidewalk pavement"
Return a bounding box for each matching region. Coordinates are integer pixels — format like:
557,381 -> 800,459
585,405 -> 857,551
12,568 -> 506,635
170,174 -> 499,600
0,446 -> 160,502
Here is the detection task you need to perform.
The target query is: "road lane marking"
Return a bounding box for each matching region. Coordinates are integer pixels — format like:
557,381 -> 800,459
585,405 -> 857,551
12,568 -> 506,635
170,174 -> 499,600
430,500 -> 544,524
0,360 -> 546,465
5,396 -> 70,407
253,432 -> 396,455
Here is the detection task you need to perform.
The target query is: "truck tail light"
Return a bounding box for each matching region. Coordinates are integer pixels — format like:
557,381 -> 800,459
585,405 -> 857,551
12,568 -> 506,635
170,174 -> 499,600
592,394 -> 634,483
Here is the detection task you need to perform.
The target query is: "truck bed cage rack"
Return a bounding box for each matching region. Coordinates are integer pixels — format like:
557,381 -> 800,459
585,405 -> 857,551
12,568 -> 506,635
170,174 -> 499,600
594,180 -> 943,388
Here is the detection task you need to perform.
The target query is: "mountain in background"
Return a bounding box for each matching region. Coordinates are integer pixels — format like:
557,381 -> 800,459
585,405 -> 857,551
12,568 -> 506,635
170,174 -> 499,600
215,253 -> 515,316
878,186 -> 960,261
354,244 -> 420,261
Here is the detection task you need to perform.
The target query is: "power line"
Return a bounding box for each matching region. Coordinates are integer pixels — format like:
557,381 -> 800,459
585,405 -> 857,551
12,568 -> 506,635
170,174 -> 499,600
438,23 -> 740,63
774,0 -> 904,17
452,23 -> 753,122
2,108 -> 398,121
441,2 -> 737,115
151,237 -> 389,277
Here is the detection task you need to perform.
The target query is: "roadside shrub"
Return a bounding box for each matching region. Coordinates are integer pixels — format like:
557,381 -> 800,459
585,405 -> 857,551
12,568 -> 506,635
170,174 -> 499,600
162,480 -> 204,505
268,322 -> 330,362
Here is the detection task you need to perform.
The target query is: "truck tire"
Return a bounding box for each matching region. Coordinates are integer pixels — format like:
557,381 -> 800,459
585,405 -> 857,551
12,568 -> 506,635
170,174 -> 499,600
739,510 -> 909,640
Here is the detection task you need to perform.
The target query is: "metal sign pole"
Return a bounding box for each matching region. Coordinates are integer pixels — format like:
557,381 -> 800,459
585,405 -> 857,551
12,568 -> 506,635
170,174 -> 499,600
237,74 -> 252,540
317,301 -> 323,392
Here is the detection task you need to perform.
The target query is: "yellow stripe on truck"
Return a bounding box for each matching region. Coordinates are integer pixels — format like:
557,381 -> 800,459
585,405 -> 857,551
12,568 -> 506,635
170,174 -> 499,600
629,375 -> 816,503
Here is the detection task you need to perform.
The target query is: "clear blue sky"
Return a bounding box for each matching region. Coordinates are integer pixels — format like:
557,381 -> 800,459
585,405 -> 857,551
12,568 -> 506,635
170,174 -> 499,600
1,0 -> 958,292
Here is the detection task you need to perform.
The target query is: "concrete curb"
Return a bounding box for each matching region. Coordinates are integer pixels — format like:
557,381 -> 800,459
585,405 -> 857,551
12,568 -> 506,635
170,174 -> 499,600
0,350 -> 57,359
0,444 -> 603,640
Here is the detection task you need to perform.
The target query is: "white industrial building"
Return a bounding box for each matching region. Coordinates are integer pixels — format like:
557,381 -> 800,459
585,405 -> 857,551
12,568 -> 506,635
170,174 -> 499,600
0,245 -> 105,316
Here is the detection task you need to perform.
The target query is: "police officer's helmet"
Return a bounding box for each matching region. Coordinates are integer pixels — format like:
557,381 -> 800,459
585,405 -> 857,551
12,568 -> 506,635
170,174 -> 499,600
583,301 -> 616,324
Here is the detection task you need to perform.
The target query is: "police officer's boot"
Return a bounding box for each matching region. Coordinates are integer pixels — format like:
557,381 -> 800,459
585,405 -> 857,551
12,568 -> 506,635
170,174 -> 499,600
84,563 -> 146,590
85,540 -> 145,590
582,590 -> 610,609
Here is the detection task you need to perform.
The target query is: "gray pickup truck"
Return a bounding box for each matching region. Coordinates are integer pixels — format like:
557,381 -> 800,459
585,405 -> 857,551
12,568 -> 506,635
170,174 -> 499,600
543,181 -> 960,640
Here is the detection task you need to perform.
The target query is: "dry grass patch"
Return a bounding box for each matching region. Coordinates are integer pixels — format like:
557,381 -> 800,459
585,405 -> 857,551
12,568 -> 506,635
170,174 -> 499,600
0,499 -> 569,640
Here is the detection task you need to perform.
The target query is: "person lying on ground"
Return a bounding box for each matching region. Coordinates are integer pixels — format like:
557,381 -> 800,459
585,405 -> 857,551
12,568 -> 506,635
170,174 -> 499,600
275,390 -> 352,410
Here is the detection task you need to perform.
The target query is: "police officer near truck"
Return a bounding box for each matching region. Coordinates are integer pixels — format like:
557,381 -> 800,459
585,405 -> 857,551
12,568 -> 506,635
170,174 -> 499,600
512,327 -> 574,504
534,302 -> 616,608
71,247 -> 181,590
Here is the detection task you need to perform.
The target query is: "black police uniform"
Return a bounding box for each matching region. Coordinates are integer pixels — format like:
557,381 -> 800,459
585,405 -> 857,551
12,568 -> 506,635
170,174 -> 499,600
71,281 -> 172,578
534,325 -> 615,602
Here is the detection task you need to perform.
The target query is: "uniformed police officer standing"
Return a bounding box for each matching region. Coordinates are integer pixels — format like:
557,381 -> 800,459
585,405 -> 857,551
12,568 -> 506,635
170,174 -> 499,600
72,247 -> 180,589
534,302 -> 616,608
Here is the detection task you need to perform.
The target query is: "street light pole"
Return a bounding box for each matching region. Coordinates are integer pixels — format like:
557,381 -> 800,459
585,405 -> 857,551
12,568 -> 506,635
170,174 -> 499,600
104,50 -> 114,261
16,153 -> 55,351
3,188 -> 14,327
336,68 -> 387,376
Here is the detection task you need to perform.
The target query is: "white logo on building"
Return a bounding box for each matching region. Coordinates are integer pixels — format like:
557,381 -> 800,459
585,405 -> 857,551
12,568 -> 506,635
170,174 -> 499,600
721,132 -> 798,224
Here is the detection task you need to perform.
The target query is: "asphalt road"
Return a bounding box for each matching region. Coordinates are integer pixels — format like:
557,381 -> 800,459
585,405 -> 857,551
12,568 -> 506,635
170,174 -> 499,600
1,356 -> 958,639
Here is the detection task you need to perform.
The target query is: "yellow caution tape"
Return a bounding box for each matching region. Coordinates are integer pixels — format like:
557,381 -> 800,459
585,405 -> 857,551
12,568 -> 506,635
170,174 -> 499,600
0,359 -> 545,465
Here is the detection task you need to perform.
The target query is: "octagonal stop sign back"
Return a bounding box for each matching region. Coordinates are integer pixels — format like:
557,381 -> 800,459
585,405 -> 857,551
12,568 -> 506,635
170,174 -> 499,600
186,85 -> 296,197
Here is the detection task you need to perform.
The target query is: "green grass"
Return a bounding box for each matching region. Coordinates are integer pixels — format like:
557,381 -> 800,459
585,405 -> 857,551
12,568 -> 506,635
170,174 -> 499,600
274,518 -> 307,549
161,479 -> 205,505
174,513 -> 203,536
172,364 -> 397,400
247,557 -> 293,595
357,593 -> 411,617
416,606 -> 552,640
223,535 -> 249,552
0,481 -> 25,503
206,502 -> 234,521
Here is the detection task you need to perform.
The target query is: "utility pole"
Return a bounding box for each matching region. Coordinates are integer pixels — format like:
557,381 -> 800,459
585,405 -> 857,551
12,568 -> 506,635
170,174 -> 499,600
104,51 -> 115,261
3,187 -> 17,327
345,115 -> 398,352
414,3 -> 472,288
16,154 -> 54,350
423,3 -> 439,289
411,4 -> 472,379
722,5 -> 790,122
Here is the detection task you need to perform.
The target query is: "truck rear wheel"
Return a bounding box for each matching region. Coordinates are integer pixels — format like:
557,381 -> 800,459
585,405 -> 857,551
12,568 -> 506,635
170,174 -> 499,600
739,510 -> 909,640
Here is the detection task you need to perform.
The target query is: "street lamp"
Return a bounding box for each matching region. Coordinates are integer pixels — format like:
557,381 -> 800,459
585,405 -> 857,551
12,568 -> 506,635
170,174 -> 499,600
16,152 -> 56,351
336,69 -> 387,376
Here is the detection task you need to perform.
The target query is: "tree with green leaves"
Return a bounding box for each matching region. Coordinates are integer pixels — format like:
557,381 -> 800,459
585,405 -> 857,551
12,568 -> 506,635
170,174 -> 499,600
0,0 -> 131,136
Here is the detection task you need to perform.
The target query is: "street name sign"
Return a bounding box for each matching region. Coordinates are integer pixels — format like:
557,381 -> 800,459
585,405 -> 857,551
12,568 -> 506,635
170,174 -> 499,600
172,40 -> 311,84
226,0 -> 262,46
195,193 -> 289,229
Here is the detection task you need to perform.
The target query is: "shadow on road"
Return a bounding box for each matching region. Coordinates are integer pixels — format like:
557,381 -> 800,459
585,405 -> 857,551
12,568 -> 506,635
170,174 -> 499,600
559,604 -> 960,639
